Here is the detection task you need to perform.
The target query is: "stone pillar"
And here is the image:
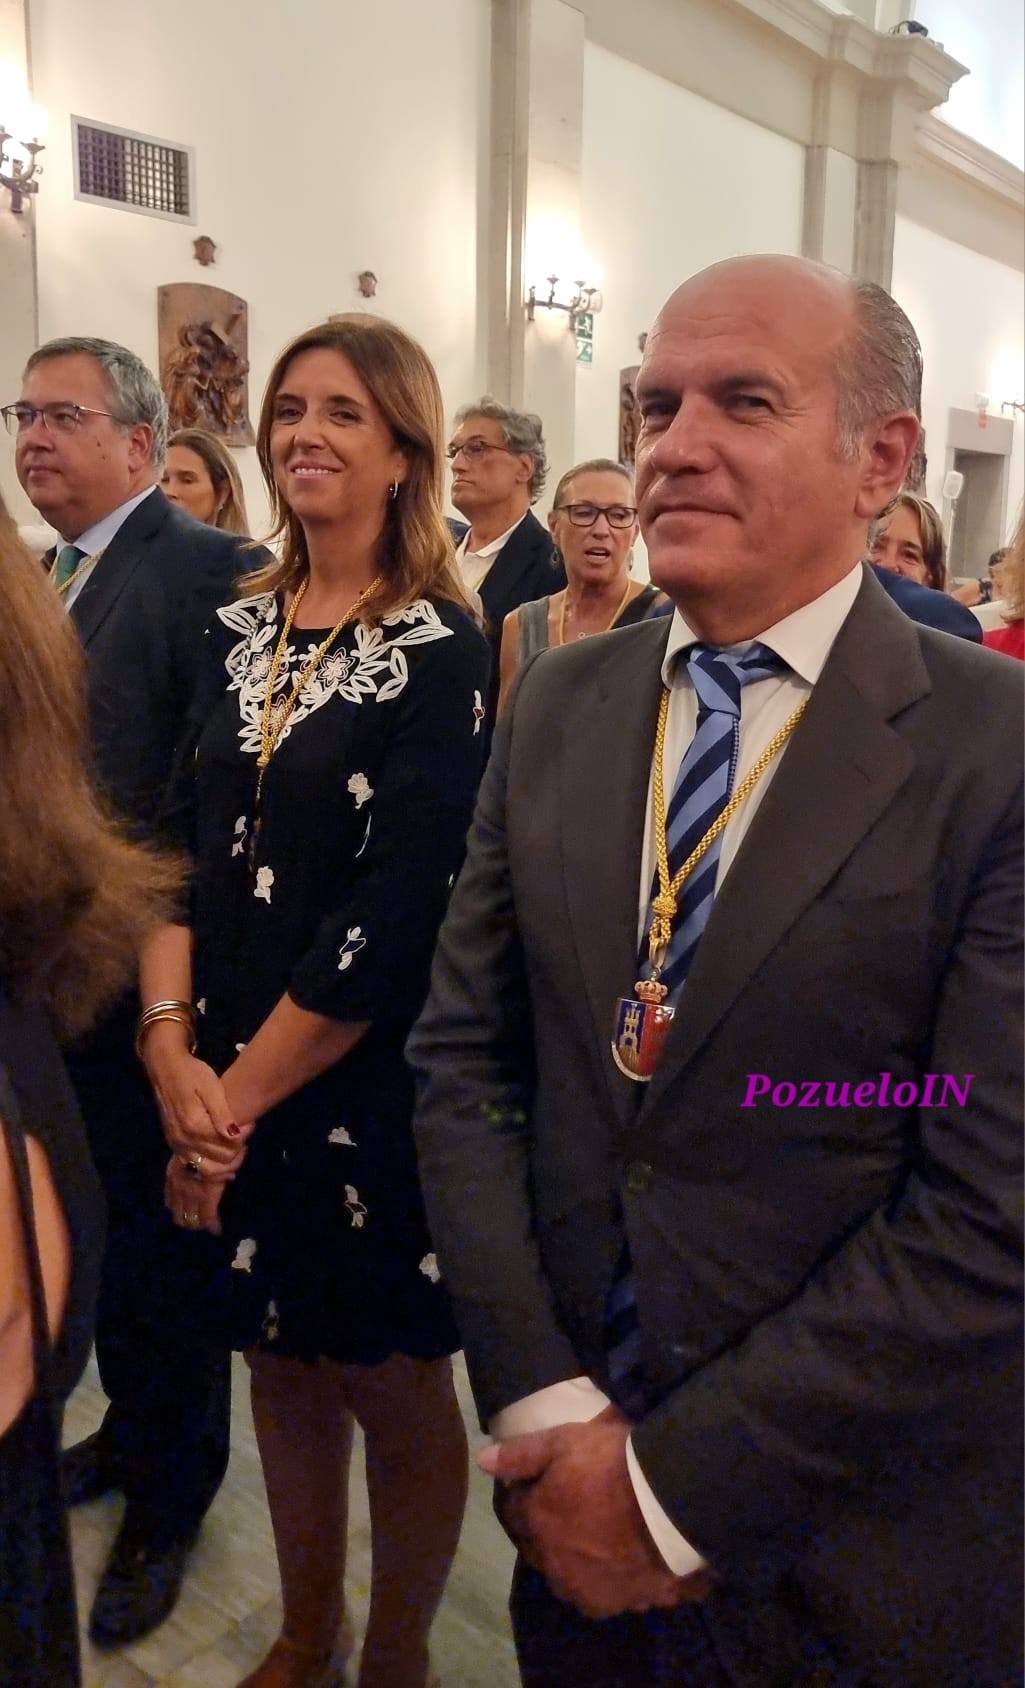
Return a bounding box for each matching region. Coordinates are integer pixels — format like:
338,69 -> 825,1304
0,0 -> 39,521
486,0 -> 583,490
801,18 -> 965,291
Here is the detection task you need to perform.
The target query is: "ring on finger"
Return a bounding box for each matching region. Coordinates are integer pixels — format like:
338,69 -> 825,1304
181,1210 -> 200,1227
181,1153 -> 205,1179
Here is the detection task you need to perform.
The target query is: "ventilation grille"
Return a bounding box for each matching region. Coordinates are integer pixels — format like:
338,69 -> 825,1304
72,117 -> 194,222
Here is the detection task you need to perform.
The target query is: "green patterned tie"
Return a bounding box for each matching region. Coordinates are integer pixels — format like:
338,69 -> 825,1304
53,543 -> 84,589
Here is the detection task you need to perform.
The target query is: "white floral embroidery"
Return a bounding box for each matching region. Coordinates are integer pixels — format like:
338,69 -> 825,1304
338,926 -> 367,971
347,772 -> 373,809
196,998 -> 207,1016
231,815 -> 248,857
235,1042 -> 247,1053
254,865 -> 275,904
419,1252 -> 441,1284
344,1185 -> 368,1228
328,1126 -> 356,1147
216,594 -> 454,758
472,690 -> 486,735
262,1299 -> 280,1342
231,1238 -> 258,1273
355,815 -> 372,860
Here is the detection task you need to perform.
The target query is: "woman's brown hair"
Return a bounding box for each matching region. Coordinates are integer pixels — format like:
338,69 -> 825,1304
247,315 -> 473,620
0,492 -> 181,1038
167,427 -> 250,535
873,490 -> 948,591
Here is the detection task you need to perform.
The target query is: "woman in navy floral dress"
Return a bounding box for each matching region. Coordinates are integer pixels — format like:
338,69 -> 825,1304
139,317 -> 489,1688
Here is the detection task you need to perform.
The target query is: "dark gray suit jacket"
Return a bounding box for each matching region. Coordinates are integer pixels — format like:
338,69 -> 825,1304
410,565 -> 1023,1685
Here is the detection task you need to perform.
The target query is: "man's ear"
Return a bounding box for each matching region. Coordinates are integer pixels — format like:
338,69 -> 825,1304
853,412 -> 921,520
514,452 -> 534,488
127,424 -> 155,474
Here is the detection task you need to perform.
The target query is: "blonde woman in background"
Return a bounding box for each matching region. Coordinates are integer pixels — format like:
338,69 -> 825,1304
497,457 -> 667,713
868,489 -> 947,591
983,508 -> 1024,661
163,427 -> 250,534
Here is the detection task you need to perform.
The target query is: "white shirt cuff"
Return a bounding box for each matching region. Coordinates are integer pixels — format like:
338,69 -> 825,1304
489,1377 -> 610,1439
625,1437 -> 706,1576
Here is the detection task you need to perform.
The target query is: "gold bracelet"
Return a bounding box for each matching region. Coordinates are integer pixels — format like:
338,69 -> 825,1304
135,1007 -> 197,1062
140,999 -> 194,1017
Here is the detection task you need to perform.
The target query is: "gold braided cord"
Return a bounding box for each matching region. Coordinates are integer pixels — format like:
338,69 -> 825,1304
647,688 -> 808,968
257,574 -> 384,772
251,574 -> 384,854
49,545 -> 106,599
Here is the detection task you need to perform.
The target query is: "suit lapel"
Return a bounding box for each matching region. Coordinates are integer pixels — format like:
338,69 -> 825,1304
640,575 -> 931,1117
70,488 -> 169,647
558,619 -> 669,1125
479,512 -> 547,626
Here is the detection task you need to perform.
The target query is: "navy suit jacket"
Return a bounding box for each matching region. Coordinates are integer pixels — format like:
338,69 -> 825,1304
869,562 -> 982,642
53,488 -> 256,832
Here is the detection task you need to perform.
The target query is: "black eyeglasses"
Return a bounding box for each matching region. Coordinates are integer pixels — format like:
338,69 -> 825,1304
554,502 -> 637,529
1,402 -> 120,436
445,439 -> 515,464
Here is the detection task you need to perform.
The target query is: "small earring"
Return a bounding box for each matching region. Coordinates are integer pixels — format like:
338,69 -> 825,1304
388,480 -> 399,501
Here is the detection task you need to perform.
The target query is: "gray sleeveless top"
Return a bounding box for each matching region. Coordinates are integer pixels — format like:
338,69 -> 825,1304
518,584 -> 662,663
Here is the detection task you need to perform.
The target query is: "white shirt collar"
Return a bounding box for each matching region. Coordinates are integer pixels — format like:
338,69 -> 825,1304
66,484 -> 158,556
660,562 -> 863,689
455,511 -> 529,562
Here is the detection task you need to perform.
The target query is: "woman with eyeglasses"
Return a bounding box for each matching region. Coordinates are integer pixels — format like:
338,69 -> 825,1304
497,458 -> 666,714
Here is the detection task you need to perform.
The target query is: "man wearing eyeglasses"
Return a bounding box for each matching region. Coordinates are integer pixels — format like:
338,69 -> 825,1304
6,337 -> 251,1648
447,396 -> 565,721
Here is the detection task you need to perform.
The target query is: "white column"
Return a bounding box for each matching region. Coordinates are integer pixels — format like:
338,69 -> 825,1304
486,0 -> 584,489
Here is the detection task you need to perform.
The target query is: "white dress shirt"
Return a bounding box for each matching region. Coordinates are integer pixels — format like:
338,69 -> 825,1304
490,563 -> 864,1575
58,484 -> 158,611
455,513 -> 528,595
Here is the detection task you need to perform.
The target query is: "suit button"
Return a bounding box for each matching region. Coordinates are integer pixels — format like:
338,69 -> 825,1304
624,1160 -> 653,1194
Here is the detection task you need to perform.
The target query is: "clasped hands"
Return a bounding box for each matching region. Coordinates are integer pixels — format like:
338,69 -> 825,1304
481,1404 -> 715,1621
142,1024 -> 255,1234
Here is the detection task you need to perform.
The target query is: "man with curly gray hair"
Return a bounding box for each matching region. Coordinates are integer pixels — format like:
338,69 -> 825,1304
448,396 -> 564,721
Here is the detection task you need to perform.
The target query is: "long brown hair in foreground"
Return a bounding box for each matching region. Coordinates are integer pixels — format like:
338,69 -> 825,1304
248,315 -> 473,619
0,492 -> 182,1038
999,504 -> 1024,623
168,427 -> 250,535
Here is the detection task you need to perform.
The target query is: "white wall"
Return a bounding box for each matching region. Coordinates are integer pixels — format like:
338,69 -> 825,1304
28,0 -> 490,534
911,0 -> 1025,170
891,214 -> 1025,539
574,43 -> 804,474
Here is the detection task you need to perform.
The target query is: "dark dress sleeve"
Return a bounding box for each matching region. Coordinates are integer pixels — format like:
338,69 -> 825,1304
288,615 -> 490,1028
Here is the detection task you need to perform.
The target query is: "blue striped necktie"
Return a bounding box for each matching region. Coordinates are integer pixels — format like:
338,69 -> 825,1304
604,640 -> 789,1417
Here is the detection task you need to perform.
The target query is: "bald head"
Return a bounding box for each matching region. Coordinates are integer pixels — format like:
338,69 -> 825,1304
652,255 -> 922,459
632,252 -> 922,643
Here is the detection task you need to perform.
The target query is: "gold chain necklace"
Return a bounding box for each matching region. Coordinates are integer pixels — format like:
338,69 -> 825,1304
611,685 -> 807,1083
48,546 -> 105,599
557,579 -> 634,646
249,574 -> 383,865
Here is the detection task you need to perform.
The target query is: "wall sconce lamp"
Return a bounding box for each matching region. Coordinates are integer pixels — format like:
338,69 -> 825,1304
526,274 -> 603,331
1000,398 -> 1025,419
0,122 -> 44,213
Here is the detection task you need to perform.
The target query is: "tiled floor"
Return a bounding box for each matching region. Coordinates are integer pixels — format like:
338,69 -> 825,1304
64,1354 -> 520,1688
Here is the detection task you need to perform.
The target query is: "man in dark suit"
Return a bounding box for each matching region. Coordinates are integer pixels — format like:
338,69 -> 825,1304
409,259 -> 1023,1687
871,560 -> 983,639
448,396 -> 564,717
11,337 -> 251,1645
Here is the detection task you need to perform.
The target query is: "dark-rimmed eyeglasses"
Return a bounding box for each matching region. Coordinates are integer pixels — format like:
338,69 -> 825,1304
554,501 -> 637,529
445,438 -> 515,464
1,402 -> 120,437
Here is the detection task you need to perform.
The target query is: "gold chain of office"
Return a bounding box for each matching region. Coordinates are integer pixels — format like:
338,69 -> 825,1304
645,687 -> 808,976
